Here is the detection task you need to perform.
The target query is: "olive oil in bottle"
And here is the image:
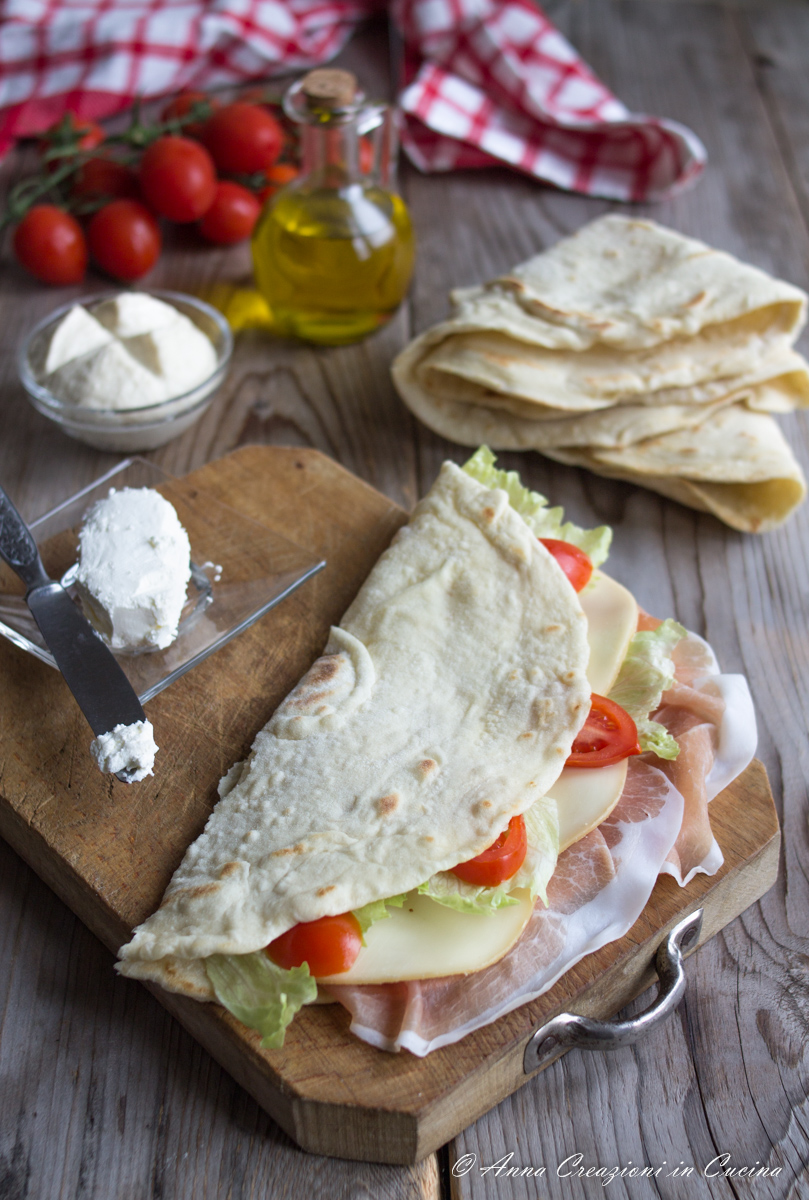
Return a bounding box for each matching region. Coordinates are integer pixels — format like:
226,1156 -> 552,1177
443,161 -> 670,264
251,70 -> 415,345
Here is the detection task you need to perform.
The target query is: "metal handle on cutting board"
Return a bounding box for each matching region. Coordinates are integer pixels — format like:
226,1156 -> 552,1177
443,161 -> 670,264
523,908 -> 703,1074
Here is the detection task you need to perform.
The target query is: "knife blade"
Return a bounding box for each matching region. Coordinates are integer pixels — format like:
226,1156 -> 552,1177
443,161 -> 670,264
0,484 -> 145,737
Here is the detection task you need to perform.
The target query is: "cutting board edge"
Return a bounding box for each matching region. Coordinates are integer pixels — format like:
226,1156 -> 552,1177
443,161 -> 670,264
285,785 -> 781,1165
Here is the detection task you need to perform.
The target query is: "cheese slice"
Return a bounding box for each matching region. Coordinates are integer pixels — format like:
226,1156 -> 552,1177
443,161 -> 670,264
318,889 -> 534,985
581,571 -> 638,694
549,759 -> 629,850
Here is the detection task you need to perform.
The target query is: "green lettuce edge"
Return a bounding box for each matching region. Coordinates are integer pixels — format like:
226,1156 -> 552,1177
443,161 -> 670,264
608,618 -> 687,760
462,446 -> 612,568
205,951 -> 317,1050
417,793 -> 559,915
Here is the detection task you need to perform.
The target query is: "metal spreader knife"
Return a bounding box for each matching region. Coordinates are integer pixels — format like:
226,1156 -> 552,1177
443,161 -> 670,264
0,484 -> 146,779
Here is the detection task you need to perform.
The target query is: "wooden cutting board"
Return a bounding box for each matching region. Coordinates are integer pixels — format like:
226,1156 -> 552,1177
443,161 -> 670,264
0,445 -> 780,1166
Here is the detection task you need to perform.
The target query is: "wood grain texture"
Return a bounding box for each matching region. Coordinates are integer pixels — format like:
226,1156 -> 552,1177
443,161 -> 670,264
441,3 -> 809,1196
0,444 -> 782,1171
1,2 -> 808,1196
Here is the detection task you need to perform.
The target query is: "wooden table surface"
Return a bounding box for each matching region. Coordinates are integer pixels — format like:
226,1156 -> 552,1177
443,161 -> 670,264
1,2 -> 808,1196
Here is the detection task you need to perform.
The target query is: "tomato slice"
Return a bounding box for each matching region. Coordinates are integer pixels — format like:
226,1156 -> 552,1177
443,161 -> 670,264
266,912 -> 362,977
539,539 -> 593,592
451,815 -> 528,887
566,694 -> 641,768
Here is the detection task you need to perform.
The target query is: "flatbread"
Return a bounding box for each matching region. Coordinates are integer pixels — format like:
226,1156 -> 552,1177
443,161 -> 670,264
589,402 -> 804,482
391,216 -> 809,531
547,410 -> 807,533
486,215 -> 807,352
393,351 -> 809,452
118,463 -> 591,996
414,320 -> 806,418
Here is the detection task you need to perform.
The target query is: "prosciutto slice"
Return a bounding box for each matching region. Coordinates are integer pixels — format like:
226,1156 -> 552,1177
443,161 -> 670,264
326,627 -> 755,1055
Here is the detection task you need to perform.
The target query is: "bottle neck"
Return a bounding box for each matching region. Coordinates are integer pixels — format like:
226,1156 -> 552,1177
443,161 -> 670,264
300,119 -> 360,189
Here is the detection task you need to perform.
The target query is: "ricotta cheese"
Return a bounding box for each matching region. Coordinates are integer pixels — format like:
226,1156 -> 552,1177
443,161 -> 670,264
41,293 -> 217,411
43,304 -> 112,375
91,719 -> 158,782
48,340 -> 168,410
124,320 -> 218,396
75,487 -> 192,651
94,292 -> 180,337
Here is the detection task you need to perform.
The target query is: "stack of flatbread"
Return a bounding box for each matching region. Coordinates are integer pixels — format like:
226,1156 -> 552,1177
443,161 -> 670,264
392,216 -> 809,532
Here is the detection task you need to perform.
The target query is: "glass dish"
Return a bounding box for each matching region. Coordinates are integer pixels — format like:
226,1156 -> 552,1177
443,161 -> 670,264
0,459 -> 325,702
18,290 -> 233,452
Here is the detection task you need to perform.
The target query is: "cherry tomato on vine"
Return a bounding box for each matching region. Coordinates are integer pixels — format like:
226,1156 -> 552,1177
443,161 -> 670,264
72,156 -> 140,202
238,86 -> 274,106
40,113 -> 105,155
257,162 -> 300,203
13,206 -> 87,285
566,695 -> 641,768
266,912 -> 363,977
539,539 -> 593,593
202,103 -> 284,174
87,199 -> 161,281
198,181 -> 261,244
451,815 -> 528,888
266,162 -> 299,188
161,91 -> 219,139
139,136 -> 216,222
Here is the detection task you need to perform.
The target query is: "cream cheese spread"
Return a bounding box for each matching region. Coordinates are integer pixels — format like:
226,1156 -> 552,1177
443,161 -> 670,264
91,719 -> 158,782
43,304 -> 112,374
75,487 -> 192,651
42,293 -> 217,410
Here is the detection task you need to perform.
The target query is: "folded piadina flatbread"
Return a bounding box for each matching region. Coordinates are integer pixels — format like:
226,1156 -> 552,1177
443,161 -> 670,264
118,450 -> 755,1053
392,216 -> 809,533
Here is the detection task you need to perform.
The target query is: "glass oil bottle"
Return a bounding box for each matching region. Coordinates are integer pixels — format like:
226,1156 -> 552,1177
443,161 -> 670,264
251,69 -> 415,345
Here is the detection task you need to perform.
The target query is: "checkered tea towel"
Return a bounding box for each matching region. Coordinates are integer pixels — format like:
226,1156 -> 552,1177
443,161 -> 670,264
0,0 -> 706,201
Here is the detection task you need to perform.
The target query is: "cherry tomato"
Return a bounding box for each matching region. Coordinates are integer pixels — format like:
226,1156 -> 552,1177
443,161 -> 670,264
265,162 -> 299,187
238,86 -> 273,106
451,815 -> 528,888
266,912 -> 363,977
139,136 -> 216,223
13,205 -> 87,285
257,162 -> 300,203
202,103 -> 284,174
566,694 -> 641,768
198,182 -> 261,244
72,156 -> 140,202
161,91 -> 219,139
40,113 -> 105,154
87,199 -> 161,281
539,539 -> 593,592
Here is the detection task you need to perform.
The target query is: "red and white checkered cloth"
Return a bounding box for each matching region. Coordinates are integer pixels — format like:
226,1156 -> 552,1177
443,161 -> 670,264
0,0 -> 705,201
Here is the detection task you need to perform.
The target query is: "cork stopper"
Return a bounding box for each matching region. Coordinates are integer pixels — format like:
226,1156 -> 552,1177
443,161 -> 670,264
301,69 -> 358,111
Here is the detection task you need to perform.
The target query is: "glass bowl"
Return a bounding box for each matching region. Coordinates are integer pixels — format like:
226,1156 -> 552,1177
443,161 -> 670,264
18,290 -> 233,452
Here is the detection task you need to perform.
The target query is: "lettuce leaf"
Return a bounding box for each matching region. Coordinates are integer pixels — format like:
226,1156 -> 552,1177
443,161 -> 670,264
205,952 -> 317,1049
462,446 -> 612,568
608,618 -> 686,760
352,894 -> 406,938
418,794 -> 559,914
